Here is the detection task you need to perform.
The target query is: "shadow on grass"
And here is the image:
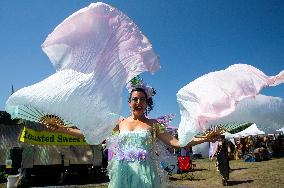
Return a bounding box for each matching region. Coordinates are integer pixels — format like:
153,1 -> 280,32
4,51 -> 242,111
230,167 -> 248,172
169,175 -> 205,181
227,179 -> 254,186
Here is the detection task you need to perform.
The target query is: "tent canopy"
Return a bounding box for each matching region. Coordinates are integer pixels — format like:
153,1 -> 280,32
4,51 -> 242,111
225,123 -> 265,138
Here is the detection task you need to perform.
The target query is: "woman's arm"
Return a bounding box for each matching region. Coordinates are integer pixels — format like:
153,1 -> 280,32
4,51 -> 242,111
56,126 -> 85,139
157,132 -> 180,148
157,132 -> 210,148
45,117 -> 125,139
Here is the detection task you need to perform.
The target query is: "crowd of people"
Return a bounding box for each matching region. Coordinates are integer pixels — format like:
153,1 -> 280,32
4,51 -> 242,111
234,134 -> 284,162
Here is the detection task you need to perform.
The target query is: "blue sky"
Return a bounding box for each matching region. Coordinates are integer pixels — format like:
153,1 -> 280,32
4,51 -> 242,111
0,0 -> 283,126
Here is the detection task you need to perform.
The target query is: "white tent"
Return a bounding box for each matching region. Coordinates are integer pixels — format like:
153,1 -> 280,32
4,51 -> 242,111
232,123 -> 265,137
276,127 -> 284,133
224,131 -> 235,139
222,123 -> 265,140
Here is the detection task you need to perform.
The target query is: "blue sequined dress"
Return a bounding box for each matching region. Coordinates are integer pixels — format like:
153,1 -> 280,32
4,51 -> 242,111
107,124 -> 166,188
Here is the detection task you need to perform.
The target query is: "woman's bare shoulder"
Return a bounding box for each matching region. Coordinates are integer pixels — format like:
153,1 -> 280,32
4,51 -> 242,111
113,117 -> 126,131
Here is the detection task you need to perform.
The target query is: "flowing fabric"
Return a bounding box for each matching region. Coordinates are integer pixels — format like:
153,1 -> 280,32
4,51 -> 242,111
5,2 -> 160,144
210,94 -> 284,134
177,64 -> 284,146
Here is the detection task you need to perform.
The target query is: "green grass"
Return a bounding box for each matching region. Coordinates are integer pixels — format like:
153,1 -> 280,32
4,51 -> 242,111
169,157 -> 284,188
1,157 -> 283,188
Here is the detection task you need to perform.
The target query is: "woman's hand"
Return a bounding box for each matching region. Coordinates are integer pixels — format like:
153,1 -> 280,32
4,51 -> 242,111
186,130 -> 222,148
42,123 -> 64,132
192,136 -> 209,143
42,124 -> 85,139
198,127 -> 223,141
186,136 -> 209,148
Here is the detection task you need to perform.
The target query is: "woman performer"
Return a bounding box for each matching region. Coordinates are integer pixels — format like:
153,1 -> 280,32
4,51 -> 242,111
54,79 -> 220,188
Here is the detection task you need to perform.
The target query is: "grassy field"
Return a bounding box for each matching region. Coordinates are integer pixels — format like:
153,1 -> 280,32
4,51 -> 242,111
169,157 -> 284,188
1,157 -> 283,188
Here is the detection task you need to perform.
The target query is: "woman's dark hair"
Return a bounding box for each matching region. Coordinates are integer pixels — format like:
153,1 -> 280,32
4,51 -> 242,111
128,87 -> 154,115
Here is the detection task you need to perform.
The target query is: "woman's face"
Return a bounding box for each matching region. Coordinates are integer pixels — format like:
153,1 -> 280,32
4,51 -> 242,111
129,91 -> 147,117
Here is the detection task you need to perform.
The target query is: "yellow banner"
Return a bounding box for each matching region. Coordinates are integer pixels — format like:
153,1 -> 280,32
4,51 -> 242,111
20,127 -> 88,145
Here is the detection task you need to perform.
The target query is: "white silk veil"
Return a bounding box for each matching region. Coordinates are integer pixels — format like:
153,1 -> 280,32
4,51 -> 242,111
5,2 -> 160,144
177,64 -> 284,146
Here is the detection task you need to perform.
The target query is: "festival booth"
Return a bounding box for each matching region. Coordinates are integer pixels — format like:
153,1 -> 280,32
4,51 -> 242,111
0,111 -> 104,185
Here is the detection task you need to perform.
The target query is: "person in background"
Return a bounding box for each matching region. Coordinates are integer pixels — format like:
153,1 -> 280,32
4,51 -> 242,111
215,135 -> 230,186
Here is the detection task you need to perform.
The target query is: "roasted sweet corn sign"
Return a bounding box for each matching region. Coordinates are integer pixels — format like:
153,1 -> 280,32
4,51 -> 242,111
20,127 -> 88,145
